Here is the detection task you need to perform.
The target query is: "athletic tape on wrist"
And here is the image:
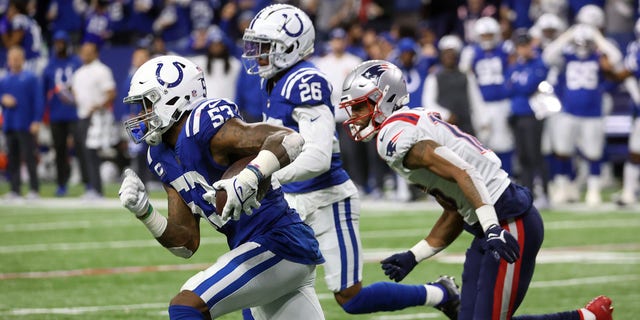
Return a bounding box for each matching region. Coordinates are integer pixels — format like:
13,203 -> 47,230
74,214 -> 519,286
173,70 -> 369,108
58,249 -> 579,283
475,204 -> 500,233
409,239 -> 443,262
249,150 -> 281,178
139,204 -> 168,238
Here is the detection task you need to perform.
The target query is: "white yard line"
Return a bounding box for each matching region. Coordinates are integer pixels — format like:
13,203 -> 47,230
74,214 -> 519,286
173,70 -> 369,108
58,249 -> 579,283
2,246 -> 639,280
0,237 -> 227,254
2,197 -> 640,213
2,274 -> 637,316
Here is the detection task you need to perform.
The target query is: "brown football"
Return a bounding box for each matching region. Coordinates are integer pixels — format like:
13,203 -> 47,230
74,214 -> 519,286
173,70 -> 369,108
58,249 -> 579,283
215,155 -> 272,216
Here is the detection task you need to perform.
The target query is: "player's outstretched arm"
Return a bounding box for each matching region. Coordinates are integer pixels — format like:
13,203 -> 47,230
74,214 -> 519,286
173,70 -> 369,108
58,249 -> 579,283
381,209 -> 463,282
403,140 -> 520,263
119,169 -> 200,258
210,118 -> 304,220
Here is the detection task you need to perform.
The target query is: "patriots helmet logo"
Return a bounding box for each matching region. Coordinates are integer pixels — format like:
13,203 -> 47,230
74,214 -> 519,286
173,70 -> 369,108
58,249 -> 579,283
361,63 -> 390,84
385,130 -> 403,157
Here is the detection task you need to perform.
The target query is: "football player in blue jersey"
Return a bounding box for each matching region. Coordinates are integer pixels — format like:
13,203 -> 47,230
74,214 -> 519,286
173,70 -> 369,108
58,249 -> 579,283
459,16 -> 515,175
340,59 -> 614,320
118,55 -> 325,320
542,23 -> 621,206
241,3 -> 460,318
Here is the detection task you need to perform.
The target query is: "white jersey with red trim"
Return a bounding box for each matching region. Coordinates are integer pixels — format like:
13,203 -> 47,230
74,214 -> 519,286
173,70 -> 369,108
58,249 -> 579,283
376,107 -> 511,225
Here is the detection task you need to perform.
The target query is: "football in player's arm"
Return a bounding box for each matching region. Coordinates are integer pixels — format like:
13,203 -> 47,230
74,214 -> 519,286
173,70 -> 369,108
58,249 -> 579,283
118,55 -> 324,320
339,59 -> 614,320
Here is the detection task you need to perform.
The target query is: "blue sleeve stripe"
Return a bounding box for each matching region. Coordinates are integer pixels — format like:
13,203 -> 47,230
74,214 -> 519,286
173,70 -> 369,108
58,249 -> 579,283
281,68 -> 315,98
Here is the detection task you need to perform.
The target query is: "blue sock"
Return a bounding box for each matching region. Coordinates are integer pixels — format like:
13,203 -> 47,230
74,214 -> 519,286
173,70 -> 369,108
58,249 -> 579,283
557,157 -> 572,176
545,155 -> 557,179
341,282 -> 426,314
242,308 -> 255,319
168,305 -> 204,320
512,310 -> 581,320
496,151 -> 514,175
589,160 -> 601,175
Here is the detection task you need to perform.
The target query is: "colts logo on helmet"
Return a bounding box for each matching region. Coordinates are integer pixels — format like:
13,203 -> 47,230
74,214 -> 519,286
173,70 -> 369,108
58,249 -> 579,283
281,13 -> 303,37
155,61 -> 185,88
361,64 -> 389,84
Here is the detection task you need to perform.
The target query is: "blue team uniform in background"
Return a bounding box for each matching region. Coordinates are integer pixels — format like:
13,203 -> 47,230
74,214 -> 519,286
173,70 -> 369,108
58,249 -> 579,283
260,61 -> 350,193
147,98 -> 323,265
559,51 -> 604,117
0,69 -> 44,131
42,54 -> 82,123
471,43 -> 511,102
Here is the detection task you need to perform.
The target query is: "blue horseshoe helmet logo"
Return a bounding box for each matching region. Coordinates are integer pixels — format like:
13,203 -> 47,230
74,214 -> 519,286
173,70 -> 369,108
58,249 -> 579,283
281,13 -> 303,37
155,61 -> 185,88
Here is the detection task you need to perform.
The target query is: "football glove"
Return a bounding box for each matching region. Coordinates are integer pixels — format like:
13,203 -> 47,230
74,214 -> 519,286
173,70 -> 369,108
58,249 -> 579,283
380,251 -> 418,282
212,168 -> 261,220
118,169 -> 150,218
484,224 -> 520,263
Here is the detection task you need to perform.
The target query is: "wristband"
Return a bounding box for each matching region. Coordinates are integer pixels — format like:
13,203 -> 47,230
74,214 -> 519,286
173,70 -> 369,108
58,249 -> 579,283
139,204 -> 168,238
409,239 -> 443,262
476,204 -> 500,233
249,150 -> 281,178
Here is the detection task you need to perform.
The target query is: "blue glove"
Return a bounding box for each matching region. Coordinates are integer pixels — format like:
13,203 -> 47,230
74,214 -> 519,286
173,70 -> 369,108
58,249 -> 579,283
380,251 -> 418,282
484,224 -> 520,263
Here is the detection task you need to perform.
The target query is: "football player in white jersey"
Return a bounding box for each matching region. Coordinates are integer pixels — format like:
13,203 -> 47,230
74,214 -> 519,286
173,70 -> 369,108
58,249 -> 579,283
241,4 -> 460,318
339,60 -> 614,320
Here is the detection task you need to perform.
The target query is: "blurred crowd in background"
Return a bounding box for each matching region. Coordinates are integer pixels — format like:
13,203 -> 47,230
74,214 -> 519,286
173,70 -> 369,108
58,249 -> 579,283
0,0 -> 639,208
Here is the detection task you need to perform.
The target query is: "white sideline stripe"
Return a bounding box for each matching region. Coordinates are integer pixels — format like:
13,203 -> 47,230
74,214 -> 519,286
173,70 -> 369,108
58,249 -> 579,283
2,275 -> 637,316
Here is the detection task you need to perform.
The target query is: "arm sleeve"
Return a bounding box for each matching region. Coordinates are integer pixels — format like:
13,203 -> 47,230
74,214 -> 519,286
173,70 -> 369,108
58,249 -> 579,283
459,46 -> 475,73
542,28 -> 573,67
272,104 -> 335,184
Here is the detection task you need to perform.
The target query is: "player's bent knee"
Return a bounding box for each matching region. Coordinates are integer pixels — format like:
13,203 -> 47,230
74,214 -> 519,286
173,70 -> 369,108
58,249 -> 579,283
170,290 -> 209,314
335,282 -> 362,307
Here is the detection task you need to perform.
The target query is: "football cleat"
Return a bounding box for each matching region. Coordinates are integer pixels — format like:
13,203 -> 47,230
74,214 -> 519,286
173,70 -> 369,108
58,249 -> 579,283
429,275 -> 460,320
585,295 -> 613,320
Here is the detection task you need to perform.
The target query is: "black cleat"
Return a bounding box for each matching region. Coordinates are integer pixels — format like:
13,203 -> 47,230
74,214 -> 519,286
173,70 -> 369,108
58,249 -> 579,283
429,275 -> 460,320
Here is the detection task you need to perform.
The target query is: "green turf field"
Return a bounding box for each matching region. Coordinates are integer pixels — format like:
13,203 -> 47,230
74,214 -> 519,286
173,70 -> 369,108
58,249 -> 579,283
0,190 -> 638,319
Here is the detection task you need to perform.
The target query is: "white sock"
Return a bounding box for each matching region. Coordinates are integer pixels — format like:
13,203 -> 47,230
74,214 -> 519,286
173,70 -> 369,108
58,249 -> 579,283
579,308 -> 596,320
424,284 -> 445,307
622,162 -> 640,198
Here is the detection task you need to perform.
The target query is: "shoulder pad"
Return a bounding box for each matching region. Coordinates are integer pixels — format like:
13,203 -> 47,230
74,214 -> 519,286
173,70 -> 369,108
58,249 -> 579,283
279,68 -> 332,106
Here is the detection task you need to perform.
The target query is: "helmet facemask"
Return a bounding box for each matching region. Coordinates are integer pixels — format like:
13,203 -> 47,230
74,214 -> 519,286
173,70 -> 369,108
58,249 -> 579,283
123,87 -> 185,146
241,34 -> 280,78
340,88 -> 384,142
241,4 -> 315,79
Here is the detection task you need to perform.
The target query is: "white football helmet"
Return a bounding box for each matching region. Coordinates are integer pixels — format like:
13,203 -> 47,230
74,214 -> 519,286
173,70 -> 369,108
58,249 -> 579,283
242,4 -> 315,79
438,35 -> 463,53
475,17 -> 501,50
572,24 -> 596,59
533,13 -> 566,46
123,55 -> 206,146
576,5 -> 604,29
339,60 -> 409,142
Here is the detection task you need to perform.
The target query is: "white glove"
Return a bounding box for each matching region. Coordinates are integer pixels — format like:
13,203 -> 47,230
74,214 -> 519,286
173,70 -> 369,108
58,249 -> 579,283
212,168 -> 261,220
118,169 -> 150,218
